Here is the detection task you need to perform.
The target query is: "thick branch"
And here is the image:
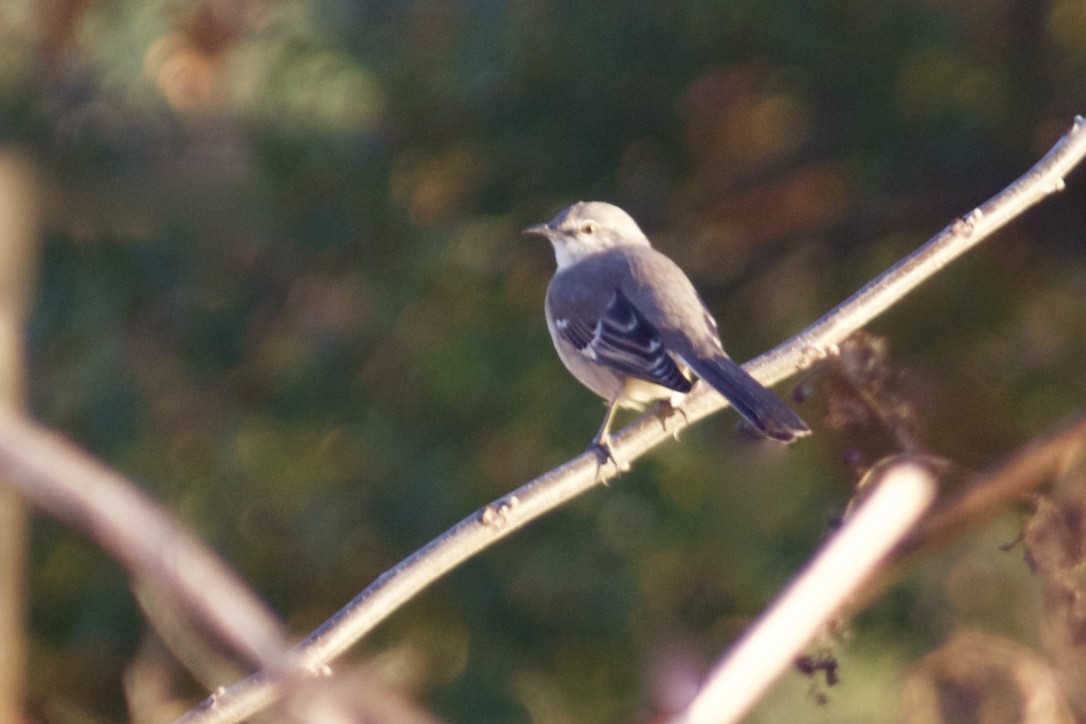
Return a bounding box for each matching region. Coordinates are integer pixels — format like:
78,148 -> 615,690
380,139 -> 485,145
180,116 -> 1086,724
672,463 -> 937,724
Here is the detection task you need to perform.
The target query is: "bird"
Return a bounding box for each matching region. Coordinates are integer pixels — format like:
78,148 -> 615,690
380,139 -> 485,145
525,201 -> 809,459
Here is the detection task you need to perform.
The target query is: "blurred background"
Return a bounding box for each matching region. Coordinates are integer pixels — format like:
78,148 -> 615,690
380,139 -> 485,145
2,0 -> 1086,721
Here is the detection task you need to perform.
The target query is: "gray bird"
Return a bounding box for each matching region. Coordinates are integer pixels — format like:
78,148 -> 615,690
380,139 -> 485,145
525,201 -> 809,456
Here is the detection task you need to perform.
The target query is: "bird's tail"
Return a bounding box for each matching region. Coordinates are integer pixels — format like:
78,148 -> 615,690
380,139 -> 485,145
684,355 -> 810,442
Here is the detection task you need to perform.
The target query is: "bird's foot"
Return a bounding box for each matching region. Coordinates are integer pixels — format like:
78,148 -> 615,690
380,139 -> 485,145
653,399 -> 688,441
587,435 -> 630,478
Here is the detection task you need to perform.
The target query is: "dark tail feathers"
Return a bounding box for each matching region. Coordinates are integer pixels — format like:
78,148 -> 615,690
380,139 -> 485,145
685,355 -> 810,442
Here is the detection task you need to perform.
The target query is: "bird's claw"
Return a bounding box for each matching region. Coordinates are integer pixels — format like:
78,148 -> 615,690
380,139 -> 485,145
653,400 -> 688,441
588,436 -> 630,477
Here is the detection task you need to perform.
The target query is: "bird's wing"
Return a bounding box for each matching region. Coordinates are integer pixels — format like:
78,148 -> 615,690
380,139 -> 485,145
554,288 -> 692,393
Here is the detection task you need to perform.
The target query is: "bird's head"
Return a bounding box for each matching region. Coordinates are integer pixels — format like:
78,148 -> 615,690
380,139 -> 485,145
524,201 -> 651,269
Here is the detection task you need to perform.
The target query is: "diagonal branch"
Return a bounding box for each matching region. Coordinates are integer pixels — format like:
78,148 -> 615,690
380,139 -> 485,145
0,411 -> 289,669
180,116 -> 1086,723
672,462 -> 938,724
675,413 -> 1086,723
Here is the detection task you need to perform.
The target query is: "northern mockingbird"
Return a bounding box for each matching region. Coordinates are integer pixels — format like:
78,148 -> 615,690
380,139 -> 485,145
525,201 -> 809,456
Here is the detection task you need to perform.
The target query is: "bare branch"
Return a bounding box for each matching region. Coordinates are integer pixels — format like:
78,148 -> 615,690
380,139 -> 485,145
0,410 -> 289,668
903,416 -> 1086,556
678,413 -> 1086,724
180,116 -> 1086,723
671,462 -> 937,724
846,415 -> 1086,615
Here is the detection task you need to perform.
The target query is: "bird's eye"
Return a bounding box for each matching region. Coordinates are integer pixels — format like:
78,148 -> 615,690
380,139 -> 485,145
580,222 -> 597,235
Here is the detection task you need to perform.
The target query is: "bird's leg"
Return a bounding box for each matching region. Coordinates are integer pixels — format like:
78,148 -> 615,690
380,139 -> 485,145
588,400 -> 629,474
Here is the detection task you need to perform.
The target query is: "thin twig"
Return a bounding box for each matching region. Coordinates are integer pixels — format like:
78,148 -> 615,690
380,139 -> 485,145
672,463 -> 937,724
179,116 -> 1086,724
844,415 -> 1086,616
903,417 -> 1086,555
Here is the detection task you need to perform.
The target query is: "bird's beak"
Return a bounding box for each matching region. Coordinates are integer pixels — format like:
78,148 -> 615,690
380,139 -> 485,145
522,223 -> 551,238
